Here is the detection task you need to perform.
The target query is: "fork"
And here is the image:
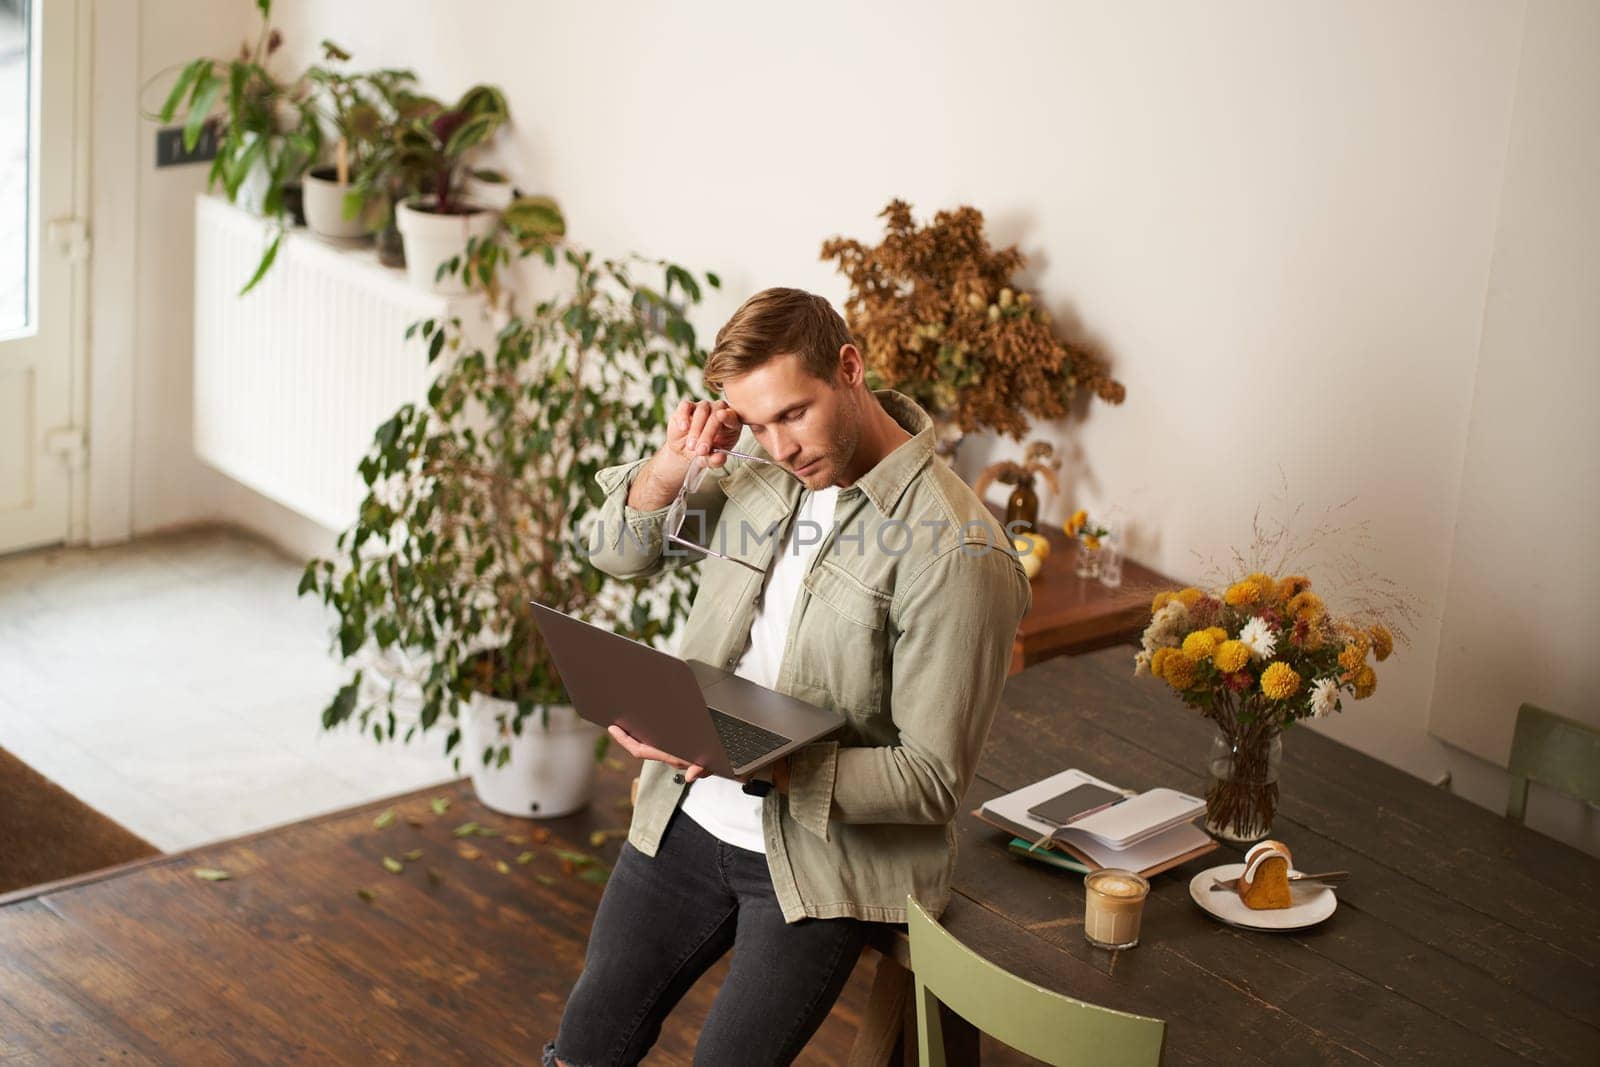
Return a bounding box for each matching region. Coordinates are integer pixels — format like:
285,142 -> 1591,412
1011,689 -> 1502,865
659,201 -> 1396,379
1209,870 -> 1349,893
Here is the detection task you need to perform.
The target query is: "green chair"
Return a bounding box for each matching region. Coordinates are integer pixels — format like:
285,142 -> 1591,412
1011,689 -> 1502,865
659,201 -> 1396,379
905,895 -> 1166,1066
1506,703 -> 1600,823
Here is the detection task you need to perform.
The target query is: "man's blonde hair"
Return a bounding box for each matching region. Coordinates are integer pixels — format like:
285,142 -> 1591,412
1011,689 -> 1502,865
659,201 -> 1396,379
703,288 -> 855,392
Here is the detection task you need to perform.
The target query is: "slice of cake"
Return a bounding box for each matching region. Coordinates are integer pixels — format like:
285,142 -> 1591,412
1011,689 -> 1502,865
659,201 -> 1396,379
1237,840 -> 1294,910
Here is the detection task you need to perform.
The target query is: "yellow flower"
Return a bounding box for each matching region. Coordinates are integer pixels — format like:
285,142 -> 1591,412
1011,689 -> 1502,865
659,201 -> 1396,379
1176,587 -> 1204,609
1369,624 -> 1394,662
1353,665 -> 1377,700
1066,509 -> 1088,536
1260,661 -> 1302,701
1287,591 -> 1325,620
1337,643 -> 1367,678
1277,575 -> 1312,600
1150,648 -> 1172,677
1224,581 -> 1261,608
1162,650 -> 1198,690
1214,639 -> 1250,673
1181,631 -> 1218,660
1084,535 -> 1101,550
1205,626 -> 1228,645
1151,590 -> 1174,613
1246,572 -> 1277,603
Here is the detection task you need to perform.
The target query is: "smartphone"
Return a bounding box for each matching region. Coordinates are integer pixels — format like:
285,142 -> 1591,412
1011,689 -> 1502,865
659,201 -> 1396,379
1026,783 -> 1125,827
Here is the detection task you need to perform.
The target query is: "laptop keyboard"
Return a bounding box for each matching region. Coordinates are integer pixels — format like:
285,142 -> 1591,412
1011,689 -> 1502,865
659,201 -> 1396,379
708,708 -> 791,769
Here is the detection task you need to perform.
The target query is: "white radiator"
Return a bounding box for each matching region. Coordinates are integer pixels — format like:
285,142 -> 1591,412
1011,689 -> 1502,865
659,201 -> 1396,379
193,195 -> 475,530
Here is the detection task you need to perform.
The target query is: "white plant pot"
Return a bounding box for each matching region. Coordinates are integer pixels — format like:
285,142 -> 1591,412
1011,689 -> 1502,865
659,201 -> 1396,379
464,173 -> 515,210
462,694 -> 602,819
235,160 -> 272,216
395,196 -> 499,295
302,166 -> 368,239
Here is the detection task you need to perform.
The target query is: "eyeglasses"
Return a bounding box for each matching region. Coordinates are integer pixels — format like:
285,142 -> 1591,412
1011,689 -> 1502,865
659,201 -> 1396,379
663,448 -> 800,575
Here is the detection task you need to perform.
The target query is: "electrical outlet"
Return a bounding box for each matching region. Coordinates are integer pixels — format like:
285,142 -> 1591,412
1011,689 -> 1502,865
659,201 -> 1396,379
156,123 -> 220,168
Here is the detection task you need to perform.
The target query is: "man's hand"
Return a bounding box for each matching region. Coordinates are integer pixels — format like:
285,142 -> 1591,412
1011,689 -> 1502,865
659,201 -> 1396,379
607,723 -> 707,783
628,399 -> 743,511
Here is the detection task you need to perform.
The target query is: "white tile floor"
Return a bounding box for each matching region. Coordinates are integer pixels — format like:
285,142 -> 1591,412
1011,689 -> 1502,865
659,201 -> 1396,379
0,525 -> 460,851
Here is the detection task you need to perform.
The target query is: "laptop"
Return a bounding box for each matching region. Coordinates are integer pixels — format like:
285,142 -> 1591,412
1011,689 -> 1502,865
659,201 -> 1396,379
528,601 -> 845,779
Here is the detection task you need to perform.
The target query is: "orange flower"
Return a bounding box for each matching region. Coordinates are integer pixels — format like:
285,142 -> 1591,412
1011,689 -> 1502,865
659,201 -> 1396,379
1224,581 -> 1261,608
1261,661 -> 1302,701
1066,509 -> 1088,536
1369,624 -> 1394,662
1337,643 -> 1367,678
1163,651 -> 1199,690
1287,591 -> 1325,620
1175,587 -> 1204,610
1276,575 -> 1312,600
1353,665 -> 1377,700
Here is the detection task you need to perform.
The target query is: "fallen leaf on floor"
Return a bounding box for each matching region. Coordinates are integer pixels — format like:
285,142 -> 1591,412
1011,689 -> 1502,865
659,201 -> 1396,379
193,868 -> 231,882
373,809 -> 396,830
452,821 -> 480,838
579,867 -> 610,885
530,828 -> 551,844
431,796 -> 452,816
515,851 -> 535,865
506,834 -> 527,845
495,860 -> 511,875
588,829 -> 625,848
473,826 -> 501,838
403,849 -> 423,861
405,815 -> 425,828
382,857 -> 404,874
535,874 -> 555,886
458,844 -> 482,861
554,849 -> 595,867
426,867 -> 444,886
356,887 -> 376,902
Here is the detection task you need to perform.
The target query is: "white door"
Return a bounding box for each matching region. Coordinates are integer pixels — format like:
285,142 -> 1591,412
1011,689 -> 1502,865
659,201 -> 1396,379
0,0 -> 85,555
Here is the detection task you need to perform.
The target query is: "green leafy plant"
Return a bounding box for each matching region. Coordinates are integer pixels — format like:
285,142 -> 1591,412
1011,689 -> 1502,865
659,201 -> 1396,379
299,248 -> 721,773
392,84 -> 510,214
304,40 -> 417,189
149,0 -> 321,293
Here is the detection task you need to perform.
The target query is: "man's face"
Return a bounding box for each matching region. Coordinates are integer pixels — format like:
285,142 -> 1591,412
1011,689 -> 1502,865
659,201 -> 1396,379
721,350 -> 862,491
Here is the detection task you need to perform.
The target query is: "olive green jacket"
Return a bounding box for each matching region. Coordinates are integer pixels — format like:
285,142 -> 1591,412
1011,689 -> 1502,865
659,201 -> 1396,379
584,390 -> 1031,923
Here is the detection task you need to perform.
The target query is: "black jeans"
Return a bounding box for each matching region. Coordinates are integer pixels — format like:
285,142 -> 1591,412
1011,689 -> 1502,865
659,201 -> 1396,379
543,809 -> 873,1066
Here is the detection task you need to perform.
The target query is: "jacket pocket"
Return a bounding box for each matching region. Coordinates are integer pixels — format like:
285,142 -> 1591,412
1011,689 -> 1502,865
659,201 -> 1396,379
802,560 -> 890,630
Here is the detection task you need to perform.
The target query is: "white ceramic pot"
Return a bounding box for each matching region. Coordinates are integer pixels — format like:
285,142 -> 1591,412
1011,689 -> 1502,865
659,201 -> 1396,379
395,196 -> 499,295
464,172 -> 515,210
302,166 -> 368,239
462,694 -> 602,819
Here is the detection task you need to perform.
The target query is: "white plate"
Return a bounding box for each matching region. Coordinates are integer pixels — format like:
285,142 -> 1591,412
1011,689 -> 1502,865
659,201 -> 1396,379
1188,863 -> 1338,931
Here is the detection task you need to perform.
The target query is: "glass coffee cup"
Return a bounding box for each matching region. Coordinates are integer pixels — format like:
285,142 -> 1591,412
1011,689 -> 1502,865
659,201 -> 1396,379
1083,868 -> 1150,949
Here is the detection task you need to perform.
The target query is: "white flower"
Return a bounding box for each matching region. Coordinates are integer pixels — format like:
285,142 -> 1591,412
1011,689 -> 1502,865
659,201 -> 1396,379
1134,650 -> 1152,677
1309,677 -> 1340,719
1239,617 -> 1278,660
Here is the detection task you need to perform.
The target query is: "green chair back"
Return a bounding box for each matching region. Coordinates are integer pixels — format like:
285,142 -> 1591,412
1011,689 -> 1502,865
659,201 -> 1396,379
1506,703 -> 1600,823
905,895 -> 1165,1067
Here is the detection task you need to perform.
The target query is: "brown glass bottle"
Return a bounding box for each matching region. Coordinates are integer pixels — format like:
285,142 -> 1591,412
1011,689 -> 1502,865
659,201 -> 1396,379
1005,475 -> 1039,534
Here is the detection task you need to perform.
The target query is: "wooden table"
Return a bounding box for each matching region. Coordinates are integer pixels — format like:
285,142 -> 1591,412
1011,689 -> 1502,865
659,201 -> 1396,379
862,647 -> 1600,1064
3,648 -> 1596,1064
991,504 -> 1175,675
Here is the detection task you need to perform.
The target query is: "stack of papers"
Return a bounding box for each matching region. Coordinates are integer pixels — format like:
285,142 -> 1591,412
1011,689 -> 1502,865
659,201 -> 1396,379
976,768 -> 1218,877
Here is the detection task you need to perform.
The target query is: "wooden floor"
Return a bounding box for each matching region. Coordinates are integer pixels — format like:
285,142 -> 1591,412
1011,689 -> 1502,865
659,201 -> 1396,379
0,758 -> 888,1064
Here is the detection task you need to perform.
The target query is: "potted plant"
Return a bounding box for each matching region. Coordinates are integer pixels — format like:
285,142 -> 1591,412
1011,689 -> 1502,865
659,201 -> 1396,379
822,199 -> 1126,457
343,85 -> 445,269
149,0 -> 321,293
302,41 -> 417,240
299,245 -> 720,817
386,84 -> 512,294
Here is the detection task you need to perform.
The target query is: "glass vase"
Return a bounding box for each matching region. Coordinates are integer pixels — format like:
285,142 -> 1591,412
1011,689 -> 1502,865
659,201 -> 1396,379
1203,723 -> 1282,844
1074,540 -> 1102,579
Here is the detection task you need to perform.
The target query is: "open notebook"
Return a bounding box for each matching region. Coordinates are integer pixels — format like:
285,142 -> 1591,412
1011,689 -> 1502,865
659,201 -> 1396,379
976,768 -> 1218,877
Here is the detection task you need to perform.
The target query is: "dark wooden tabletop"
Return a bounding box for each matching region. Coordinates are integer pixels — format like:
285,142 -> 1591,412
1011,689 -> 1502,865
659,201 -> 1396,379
2,646 -> 1596,1064
943,646 -> 1600,1064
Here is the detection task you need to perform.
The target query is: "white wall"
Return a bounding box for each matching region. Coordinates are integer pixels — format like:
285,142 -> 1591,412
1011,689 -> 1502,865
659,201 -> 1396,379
108,1 -> 1596,850
1426,0 -> 1600,847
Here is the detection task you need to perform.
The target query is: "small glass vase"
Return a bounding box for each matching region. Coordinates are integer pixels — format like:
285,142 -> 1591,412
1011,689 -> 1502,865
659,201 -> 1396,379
1203,724 -> 1282,844
1074,539 -> 1102,579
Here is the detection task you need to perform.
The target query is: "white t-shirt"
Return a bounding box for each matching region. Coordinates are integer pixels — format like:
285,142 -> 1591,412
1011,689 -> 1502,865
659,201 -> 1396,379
679,486 -> 841,853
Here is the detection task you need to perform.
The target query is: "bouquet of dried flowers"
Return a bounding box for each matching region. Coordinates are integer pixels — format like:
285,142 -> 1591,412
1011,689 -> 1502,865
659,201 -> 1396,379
821,199 -> 1124,439
1065,508 -> 1109,549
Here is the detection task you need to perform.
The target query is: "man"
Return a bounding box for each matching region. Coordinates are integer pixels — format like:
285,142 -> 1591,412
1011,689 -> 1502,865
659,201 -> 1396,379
543,288 -> 1030,1066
